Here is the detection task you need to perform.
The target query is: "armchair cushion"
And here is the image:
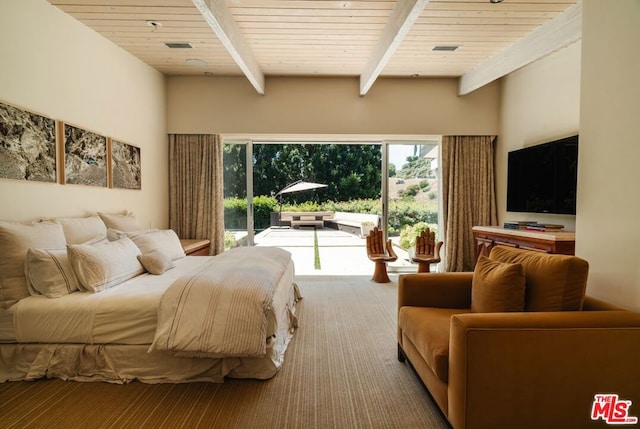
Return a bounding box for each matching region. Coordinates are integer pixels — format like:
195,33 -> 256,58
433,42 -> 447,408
471,256 -> 525,313
399,306 -> 471,383
489,246 -> 588,311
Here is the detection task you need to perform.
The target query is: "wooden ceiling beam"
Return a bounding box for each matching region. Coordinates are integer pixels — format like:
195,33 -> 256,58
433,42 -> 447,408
458,0 -> 582,96
192,0 -> 265,94
359,0 -> 431,96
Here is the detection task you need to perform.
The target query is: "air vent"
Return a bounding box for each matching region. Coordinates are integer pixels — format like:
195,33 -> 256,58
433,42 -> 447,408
165,42 -> 193,49
432,45 -> 460,52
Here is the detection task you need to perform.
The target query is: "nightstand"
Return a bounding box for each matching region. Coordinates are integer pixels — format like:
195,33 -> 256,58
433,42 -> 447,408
180,239 -> 211,256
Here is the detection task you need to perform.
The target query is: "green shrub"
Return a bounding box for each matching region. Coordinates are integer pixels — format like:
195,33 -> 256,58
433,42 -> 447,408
398,222 -> 439,249
224,195 -> 278,230
224,196 -> 437,237
224,231 -> 238,249
400,184 -> 421,198
399,222 -> 427,250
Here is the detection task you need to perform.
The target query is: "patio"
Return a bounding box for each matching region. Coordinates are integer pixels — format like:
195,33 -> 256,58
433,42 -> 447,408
254,227 -> 418,276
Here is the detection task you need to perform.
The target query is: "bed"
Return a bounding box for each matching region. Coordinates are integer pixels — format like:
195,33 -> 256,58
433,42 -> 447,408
0,213 -> 300,384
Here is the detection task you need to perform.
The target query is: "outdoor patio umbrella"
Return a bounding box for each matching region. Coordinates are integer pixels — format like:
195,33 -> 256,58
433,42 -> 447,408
275,180 -> 328,227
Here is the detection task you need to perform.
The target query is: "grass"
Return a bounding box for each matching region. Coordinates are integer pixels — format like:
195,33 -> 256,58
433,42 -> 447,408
313,229 -> 321,270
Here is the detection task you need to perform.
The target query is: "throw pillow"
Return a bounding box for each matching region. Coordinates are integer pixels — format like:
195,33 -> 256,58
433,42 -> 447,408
130,229 -> 186,261
137,250 -> 175,275
25,248 -> 81,298
67,236 -> 145,292
98,211 -> 142,232
0,221 -> 67,308
488,246 -> 589,311
471,256 -> 526,313
54,215 -> 107,244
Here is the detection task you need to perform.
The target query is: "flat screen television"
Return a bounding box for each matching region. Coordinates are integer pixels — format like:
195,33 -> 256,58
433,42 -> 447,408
506,135 -> 578,215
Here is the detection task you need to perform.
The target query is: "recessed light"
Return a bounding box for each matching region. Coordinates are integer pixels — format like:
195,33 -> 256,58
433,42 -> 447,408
145,20 -> 163,29
489,0 -> 503,3
185,58 -> 207,67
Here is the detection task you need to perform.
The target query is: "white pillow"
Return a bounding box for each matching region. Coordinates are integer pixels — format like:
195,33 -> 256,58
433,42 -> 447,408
67,236 -> 145,292
98,212 -> 142,232
54,215 -> 107,244
0,221 -> 67,308
130,229 -> 186,261
106,228 -> 158,242
25,248 -> 80,298
137,250 -> 175,275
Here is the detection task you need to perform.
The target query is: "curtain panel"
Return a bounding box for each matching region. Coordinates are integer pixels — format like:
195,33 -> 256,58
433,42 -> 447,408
168,134 -> 225,255
442,135 -> 497,272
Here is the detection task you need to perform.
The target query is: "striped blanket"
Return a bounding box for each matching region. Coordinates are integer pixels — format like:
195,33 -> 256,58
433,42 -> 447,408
150,246 -> 292,358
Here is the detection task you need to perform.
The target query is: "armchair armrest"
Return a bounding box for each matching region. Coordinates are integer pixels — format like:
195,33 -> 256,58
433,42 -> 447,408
398,273 -> 473,310
448,311 -> 640,429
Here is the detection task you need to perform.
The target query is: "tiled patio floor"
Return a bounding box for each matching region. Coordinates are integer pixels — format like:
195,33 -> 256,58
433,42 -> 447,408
254,227 -> 417,276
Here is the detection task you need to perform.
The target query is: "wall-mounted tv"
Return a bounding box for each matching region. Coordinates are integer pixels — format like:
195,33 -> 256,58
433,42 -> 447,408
506,135 -> 579,215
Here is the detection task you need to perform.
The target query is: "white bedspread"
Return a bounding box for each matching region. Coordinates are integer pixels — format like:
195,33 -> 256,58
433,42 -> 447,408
150,246 -> 292,358
12,257 -> 215,344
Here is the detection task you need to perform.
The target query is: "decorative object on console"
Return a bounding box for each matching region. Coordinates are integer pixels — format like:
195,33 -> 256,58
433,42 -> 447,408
503,220 -> 535,230
0,100 -> 57,183
63,123 -> 107,187
111,139 -> 141,190
524,222 -> 564,232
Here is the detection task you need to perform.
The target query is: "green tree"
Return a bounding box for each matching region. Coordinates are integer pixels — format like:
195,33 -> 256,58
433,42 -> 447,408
398,156 -> 432,179
232,143 -> 382,203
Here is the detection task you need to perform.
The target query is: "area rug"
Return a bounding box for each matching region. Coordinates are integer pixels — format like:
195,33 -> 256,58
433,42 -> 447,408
0,275 -> 449,429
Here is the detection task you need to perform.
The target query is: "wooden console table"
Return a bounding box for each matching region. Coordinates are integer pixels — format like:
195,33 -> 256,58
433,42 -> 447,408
180,239 -> 211,256
472,226 -> 575,261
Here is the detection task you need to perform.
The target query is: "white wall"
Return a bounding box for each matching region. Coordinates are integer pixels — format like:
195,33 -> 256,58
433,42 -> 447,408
0,0 -> 168,228
576,0 -> 640,309
497,42 -> 581,231
167,76 -> 500,135
498,0 -> 640,310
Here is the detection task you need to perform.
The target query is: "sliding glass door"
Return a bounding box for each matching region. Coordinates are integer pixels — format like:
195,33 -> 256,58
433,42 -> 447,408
385,140 -> 441,271
222,138 -> 441,272
223,141 -> 253,247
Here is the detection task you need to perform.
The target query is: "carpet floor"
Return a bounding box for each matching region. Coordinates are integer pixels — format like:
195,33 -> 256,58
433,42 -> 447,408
0,275 -> 450,429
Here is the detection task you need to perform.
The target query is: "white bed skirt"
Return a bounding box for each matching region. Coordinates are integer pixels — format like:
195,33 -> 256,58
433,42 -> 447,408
1,340 -> 286,384
1,253 -> 302,384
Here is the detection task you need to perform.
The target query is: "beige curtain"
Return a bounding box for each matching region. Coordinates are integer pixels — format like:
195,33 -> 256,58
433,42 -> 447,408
441,135 -> 497,272
169,134 -> 225,255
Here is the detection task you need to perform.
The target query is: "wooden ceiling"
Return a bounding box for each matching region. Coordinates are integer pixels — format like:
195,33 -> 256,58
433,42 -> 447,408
47,0 -> 580,95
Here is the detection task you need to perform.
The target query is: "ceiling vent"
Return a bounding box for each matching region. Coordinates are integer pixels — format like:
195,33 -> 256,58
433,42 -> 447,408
432,45 -> 460,52
165,42 -> 193,49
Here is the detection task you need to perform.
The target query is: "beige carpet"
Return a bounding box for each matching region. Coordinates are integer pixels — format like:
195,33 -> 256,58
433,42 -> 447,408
0,275 -> 449,429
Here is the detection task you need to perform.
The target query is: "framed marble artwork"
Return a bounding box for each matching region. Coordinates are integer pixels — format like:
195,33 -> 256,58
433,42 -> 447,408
63,123 -> 107,187
111,139 -> 141,190
0,101 -> 57,183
